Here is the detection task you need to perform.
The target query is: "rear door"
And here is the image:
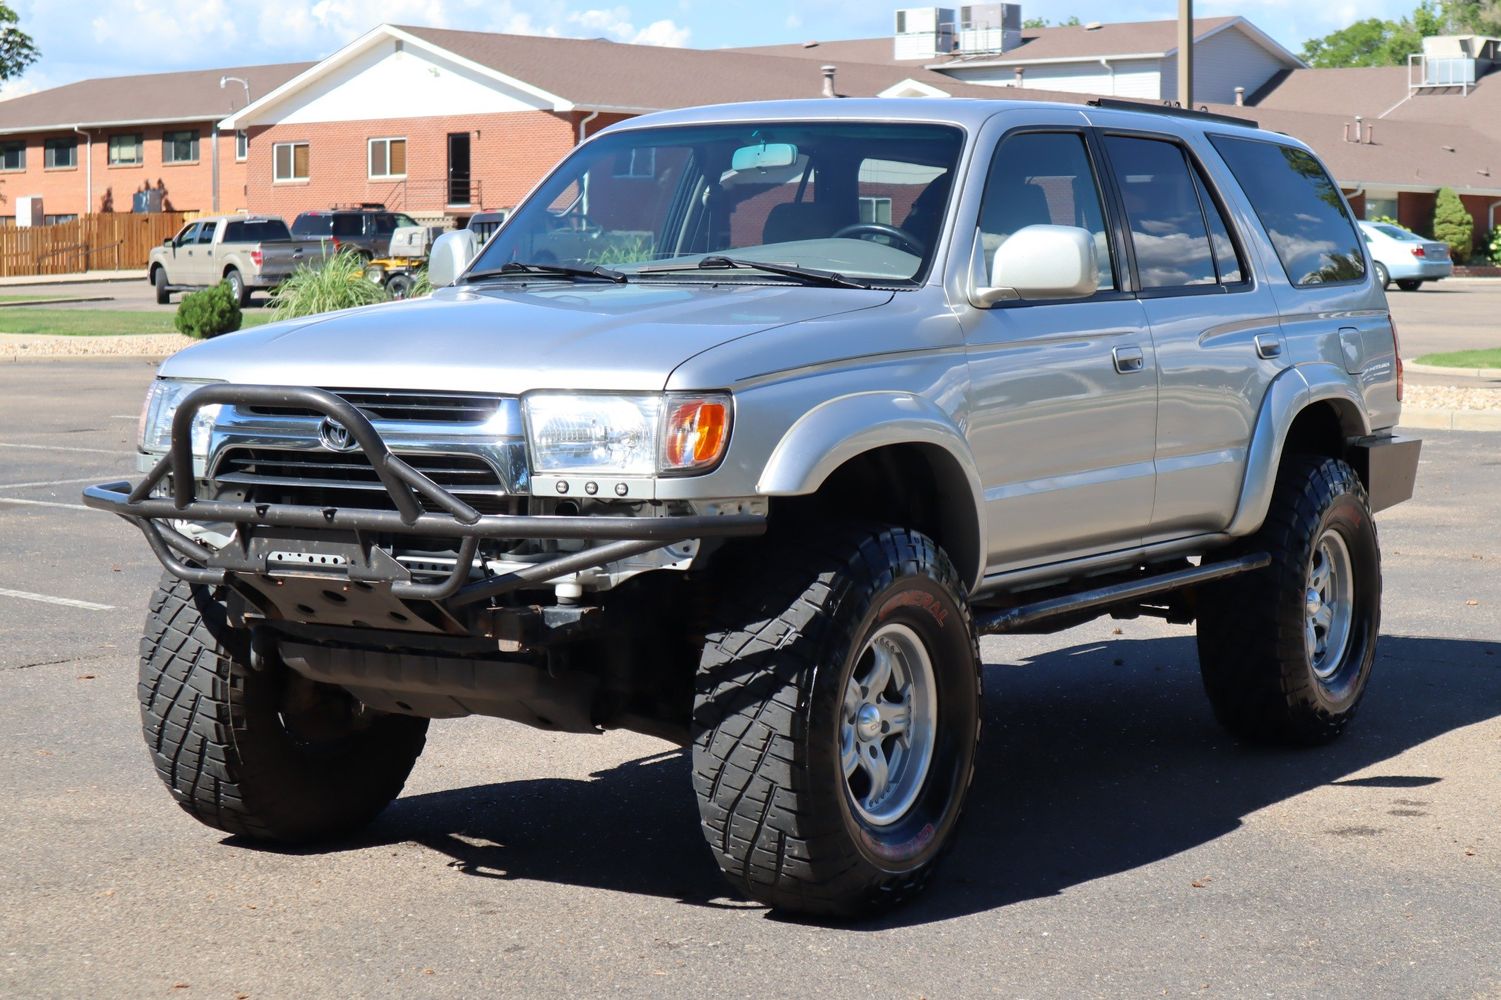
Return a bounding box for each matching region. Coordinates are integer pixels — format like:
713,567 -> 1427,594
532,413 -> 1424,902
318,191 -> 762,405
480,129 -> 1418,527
1094,131 -> 1288,537
961,128 -> 1158,572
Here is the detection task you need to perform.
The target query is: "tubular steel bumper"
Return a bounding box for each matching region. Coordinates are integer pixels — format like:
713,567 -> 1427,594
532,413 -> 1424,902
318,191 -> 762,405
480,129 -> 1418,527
82,383 -> 766,604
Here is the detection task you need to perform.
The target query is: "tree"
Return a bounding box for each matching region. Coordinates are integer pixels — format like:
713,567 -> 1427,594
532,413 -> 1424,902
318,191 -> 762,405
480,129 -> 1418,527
1444,0 -> 1501,34
1432,187 -> 1474,262
1023,15 -> 1081,28
0,3 -> 37,82
1299,1 -> 1441,67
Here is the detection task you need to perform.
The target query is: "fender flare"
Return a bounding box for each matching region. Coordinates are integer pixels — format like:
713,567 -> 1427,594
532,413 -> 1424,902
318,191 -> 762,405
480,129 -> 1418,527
756,392 -> 987,591
1226,362 -> 1373,537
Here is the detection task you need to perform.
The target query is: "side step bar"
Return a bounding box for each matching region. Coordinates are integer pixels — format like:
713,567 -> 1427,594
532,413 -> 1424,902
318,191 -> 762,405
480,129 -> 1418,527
974,552 -> 1271,636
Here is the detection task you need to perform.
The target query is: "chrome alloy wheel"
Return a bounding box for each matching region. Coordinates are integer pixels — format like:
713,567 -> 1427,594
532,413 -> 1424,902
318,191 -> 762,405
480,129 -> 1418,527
840,622 -> 937,826
1305,529 -> 1355,679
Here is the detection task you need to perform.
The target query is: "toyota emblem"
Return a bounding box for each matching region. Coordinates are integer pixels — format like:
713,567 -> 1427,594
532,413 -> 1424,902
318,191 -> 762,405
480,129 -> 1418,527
317,418 -> 358,452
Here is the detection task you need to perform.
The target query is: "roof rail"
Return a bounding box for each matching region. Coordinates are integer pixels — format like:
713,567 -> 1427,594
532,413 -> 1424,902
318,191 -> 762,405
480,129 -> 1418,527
1086,97 -> 1258,129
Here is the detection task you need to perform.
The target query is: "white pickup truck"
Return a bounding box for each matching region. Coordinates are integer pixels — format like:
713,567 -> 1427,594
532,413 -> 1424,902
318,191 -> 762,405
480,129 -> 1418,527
148,215 -> 326,306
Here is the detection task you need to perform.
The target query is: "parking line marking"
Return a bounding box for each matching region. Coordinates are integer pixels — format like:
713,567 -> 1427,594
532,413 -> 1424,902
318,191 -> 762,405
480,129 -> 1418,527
0,497 -> 91,511
0,442 -> 130,456
0,476 -> 116,490
0,587 -> 114,611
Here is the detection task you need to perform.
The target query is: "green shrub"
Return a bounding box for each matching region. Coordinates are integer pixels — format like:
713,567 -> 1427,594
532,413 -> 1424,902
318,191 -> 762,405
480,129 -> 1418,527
269,248 -> 389,320
1485,227 -> 1501,265
1368,214 -> 1399,227
1432,187 -> 1474,262
174,281 -> 243,339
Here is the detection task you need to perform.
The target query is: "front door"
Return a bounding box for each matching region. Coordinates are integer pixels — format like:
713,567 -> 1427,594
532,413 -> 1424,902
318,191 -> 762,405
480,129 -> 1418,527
962,129 -> 1158,574
447,133 -> 472,207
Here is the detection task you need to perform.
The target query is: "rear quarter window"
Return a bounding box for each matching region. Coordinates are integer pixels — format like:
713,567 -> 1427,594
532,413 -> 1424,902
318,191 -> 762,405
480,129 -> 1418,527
292,214 -> 331,237
1209,135 -> 1365,287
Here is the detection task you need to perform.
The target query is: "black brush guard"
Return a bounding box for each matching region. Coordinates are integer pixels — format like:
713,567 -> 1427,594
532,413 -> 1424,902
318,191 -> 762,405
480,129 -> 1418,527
82,384 -> 766,605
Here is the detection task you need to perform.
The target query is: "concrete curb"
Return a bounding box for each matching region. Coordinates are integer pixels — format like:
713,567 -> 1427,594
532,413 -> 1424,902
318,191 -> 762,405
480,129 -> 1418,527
1407,361 -> 1501,379
1399,409 -> 1501,432
0,270 -> 146,287
0,296 -> 114,308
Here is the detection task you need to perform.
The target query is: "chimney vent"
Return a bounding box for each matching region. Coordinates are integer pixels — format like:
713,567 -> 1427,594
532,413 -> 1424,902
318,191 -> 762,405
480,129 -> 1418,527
821,65 -> 837,98
1234,85 -> 1245,106
1354,115 -> 1363,143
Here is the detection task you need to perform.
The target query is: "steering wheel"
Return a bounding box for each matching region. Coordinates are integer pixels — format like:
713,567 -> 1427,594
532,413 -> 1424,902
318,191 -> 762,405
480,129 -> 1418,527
831,222 -> 925,256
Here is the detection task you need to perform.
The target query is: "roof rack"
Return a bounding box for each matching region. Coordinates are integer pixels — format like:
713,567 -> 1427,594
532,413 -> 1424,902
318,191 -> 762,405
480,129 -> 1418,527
1086,97 -> 1257,129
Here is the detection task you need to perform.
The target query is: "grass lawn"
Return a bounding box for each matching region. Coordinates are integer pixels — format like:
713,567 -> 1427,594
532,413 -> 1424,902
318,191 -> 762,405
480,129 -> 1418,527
0,308 -> 277,336
1413,347 -> 1501,369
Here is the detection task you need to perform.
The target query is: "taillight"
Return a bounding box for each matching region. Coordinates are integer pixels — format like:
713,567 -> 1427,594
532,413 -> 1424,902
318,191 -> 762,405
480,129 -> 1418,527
249,249 -> 263,268
1411,245 -> 1426,258
1392,319 -> 1404,402
331,237 -> 342,251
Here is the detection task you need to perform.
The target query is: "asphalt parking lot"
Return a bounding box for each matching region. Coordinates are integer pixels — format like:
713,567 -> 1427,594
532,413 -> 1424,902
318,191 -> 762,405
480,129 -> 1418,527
1,354 -> 1499,998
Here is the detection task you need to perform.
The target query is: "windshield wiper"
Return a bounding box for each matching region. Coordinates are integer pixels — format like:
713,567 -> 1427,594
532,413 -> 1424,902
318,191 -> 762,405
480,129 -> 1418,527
464,260 -> 628,284
639,255 -> 873,289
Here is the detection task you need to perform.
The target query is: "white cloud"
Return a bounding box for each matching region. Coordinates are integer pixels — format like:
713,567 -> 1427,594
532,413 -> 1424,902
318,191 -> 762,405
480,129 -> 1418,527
785,13 -> 803,30
568,6 -> 690,45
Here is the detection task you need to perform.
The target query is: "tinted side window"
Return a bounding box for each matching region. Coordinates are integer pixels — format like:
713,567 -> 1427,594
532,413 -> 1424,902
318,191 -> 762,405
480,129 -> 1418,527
331,215 -> 364,237
979,131 -> 1116,291
1192,168 -> 1244,284
1102,136 -> 1216,289
1209,136 -> 1364,286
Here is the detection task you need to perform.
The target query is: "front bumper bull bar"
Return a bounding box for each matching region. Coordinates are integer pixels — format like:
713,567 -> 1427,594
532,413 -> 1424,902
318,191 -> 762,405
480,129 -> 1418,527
82,383 -> 767,604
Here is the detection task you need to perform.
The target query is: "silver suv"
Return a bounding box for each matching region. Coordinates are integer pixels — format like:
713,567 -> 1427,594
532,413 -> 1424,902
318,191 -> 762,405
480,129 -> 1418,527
88,98 -> 1420,919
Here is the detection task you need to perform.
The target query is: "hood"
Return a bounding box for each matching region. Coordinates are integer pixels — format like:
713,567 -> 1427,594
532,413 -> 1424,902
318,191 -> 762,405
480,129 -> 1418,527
162,281 -> 894,393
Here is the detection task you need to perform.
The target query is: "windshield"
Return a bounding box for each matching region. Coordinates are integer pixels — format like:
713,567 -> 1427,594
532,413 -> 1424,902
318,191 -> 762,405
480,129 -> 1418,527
1373,223 -> 1421,241
469,121 -> 965,285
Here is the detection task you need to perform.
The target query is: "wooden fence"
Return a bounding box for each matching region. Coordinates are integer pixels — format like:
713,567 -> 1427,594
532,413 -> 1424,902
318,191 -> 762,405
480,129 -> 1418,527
0,212 -> 187,277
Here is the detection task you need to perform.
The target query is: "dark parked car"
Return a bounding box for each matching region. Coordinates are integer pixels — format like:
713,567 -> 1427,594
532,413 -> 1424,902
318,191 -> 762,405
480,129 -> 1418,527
290,209 -> 420,259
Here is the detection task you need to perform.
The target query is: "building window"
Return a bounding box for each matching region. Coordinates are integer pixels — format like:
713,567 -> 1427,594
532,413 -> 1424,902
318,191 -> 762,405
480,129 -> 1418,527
1365,195 -> 1397,221
274,141 -> 309,181
43,214 -> 79,225
612,147 -> 655,178
859,196 -> 893,225
162,130 -> 199,164
44,138 -> 77,170
235,130 -> 248,162
0,141 -> 24,171
108,134 -> 143,166
368,137 -> 406,179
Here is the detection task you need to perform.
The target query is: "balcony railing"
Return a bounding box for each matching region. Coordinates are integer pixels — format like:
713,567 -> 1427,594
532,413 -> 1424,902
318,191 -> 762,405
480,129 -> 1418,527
376,178 -> 484,212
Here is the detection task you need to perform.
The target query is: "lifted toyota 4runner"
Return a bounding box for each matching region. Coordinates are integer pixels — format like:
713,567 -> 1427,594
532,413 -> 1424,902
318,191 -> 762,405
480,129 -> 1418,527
88,98 -> 1420,919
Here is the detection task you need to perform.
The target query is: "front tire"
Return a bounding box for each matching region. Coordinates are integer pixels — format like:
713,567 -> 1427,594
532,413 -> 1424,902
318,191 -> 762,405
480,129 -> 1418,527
153,267 -> 170,305
1196,456 -> 1381,745
139,574 -> 428,842
691,526 -> 982,918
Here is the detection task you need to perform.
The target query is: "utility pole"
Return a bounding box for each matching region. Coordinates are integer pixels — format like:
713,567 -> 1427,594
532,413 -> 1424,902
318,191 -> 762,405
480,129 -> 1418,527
1177,0 -> 1193,107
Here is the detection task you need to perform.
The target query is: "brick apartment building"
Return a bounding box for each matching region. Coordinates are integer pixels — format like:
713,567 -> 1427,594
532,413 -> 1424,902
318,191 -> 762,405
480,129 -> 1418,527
0,62 -> 307,222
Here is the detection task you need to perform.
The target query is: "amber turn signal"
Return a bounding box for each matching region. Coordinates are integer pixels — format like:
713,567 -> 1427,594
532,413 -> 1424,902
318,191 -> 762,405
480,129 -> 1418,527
661,396 -> 731,472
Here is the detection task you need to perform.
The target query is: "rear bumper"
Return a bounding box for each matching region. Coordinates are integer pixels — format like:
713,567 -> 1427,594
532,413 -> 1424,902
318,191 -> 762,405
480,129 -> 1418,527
83,383 -> 766,607
1348,434 -> 1421,513
1386,259 -> 1453,281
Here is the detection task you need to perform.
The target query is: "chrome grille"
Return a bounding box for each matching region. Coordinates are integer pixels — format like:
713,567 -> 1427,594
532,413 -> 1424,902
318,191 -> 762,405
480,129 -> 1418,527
246,389 -> 506,424
213,447 -> 518,515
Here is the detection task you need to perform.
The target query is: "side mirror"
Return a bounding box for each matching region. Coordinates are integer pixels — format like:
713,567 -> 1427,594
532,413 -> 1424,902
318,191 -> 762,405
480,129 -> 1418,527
970,224 -> 1099,307
428,229 -> 479,288
163,238 -> 173,247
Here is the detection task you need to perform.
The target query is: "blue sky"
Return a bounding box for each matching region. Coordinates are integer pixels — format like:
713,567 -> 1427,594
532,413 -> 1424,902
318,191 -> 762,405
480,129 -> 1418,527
2,0 -> 1394,98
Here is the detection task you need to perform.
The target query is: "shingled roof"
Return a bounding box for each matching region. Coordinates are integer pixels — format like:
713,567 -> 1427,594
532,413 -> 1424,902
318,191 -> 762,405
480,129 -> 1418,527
0,62 -> 312,135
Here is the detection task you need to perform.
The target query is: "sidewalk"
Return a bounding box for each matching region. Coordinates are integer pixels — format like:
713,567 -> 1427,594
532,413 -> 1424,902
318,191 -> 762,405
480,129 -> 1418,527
0,269 -> 145,287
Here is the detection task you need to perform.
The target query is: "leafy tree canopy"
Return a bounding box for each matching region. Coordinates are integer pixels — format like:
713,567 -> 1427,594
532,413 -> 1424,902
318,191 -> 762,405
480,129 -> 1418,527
1298,0 -> 1501,68
1023,15 -> 1081,28
0,3 -> 37,83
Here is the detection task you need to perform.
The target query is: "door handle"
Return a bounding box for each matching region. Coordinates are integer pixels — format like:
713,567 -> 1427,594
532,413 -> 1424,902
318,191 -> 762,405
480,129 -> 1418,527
1254,333 -> 1283,359
1113,346 -> 1146,373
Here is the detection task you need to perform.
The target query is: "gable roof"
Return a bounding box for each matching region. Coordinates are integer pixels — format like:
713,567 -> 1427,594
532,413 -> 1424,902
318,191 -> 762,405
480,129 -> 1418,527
220,23 -> 1019,128
1251,65 -> 1501,142
0,62 -> 312,135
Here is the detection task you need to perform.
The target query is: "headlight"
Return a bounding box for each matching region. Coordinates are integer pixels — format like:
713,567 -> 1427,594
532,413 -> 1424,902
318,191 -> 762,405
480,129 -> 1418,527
524,392 -> 731,476
138,378 -> 222,457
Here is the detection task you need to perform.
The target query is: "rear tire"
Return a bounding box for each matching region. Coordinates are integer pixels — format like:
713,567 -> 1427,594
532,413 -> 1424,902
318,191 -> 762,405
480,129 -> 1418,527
153,267 -> 170,305
1196,456 -> 1381,745
691,526 -> 982,918
139,574 -> 428,842
224,268 -> 249,306
1395,278 -> 1422,291
1373,262 -> 1390,289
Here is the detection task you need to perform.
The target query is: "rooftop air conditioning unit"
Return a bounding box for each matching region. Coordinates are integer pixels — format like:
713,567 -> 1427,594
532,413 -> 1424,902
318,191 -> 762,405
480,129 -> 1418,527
894,7 -> 956,59
957,3 -> 1022,53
